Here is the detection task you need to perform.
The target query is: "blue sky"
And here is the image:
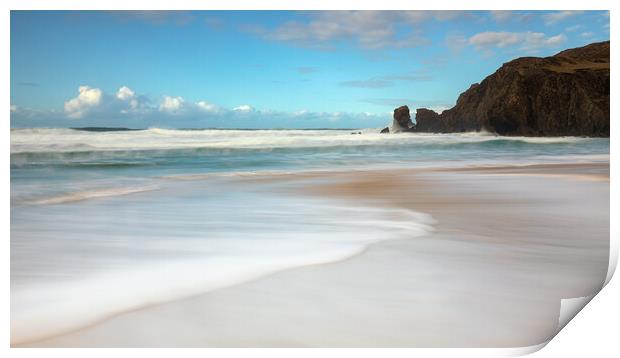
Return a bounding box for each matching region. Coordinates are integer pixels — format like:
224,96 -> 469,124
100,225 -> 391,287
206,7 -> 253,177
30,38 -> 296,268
10,10 -> 610,128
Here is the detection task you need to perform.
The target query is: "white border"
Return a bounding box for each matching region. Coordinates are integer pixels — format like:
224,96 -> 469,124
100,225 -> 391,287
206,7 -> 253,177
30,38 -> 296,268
3,1 -> 617,357
1,0 -> 616,11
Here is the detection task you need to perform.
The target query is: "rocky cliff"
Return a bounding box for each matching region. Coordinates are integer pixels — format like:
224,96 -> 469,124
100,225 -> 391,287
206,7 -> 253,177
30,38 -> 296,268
414,41 -> 610,136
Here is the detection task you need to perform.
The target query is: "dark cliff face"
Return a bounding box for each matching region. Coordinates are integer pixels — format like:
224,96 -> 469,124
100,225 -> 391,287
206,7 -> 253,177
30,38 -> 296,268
415,41 -> 610,136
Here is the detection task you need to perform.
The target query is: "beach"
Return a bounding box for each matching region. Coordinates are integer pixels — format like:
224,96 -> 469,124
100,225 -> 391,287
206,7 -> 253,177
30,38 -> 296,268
9,9 -> 612,351
15,161 -> 609,348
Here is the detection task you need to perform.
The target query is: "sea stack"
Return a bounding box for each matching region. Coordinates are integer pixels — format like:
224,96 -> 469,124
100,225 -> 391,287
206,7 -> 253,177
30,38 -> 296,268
390,105 -> 415,133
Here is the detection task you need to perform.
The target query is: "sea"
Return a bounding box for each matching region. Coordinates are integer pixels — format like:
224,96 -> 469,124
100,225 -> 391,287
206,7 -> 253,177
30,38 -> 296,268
10,127 -> 610,344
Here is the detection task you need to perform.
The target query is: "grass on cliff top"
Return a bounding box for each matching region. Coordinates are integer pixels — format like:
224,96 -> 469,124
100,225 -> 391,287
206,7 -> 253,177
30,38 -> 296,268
545,61 -> 609,74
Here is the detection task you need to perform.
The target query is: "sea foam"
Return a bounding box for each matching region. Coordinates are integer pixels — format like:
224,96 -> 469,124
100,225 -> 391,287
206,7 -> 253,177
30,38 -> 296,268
10,178 -> 434,344
30,185 -> 159,205
11,127 -> 598,153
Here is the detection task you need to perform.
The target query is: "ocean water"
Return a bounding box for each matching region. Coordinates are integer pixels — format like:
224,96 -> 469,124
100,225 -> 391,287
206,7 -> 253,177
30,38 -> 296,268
10,128 -> 610,344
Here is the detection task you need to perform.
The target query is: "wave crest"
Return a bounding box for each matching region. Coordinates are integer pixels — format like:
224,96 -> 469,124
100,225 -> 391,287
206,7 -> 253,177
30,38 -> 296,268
30,185 -> 159,205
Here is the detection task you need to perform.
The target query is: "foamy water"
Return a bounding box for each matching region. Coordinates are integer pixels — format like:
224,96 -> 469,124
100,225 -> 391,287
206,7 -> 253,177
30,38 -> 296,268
11,177 -> 434,344
10,128 -> 609,344
10,127 -> 605,153
10,128 -> 609,207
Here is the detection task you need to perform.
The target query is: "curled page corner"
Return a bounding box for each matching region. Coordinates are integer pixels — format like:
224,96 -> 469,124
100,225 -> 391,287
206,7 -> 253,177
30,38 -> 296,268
512,231 -> 616,356
504,342 -> 549,357
557,295 -> 596,333
500,295 -> 597,357
605,234 -> 618,286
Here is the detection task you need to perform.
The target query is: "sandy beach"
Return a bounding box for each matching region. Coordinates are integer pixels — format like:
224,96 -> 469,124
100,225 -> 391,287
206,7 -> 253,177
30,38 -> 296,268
10,10 -> 611,351
17,162 -> 609,348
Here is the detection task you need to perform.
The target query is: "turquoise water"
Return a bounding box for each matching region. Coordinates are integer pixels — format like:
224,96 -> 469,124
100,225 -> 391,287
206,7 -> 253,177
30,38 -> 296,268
10,128 -> 609,344
10,128 -> 609,201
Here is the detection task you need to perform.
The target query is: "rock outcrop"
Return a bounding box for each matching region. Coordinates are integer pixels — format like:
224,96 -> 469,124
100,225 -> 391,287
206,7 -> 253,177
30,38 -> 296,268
414,41 -> 610,136
391,105 -> 415,133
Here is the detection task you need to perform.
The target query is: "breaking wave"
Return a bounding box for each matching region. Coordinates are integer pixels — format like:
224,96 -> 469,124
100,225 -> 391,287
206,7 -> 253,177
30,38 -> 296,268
11,127 -> 598,154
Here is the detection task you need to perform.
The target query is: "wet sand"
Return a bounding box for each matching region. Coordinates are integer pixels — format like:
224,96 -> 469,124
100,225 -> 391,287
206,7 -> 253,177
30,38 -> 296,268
18,163 -> 610,348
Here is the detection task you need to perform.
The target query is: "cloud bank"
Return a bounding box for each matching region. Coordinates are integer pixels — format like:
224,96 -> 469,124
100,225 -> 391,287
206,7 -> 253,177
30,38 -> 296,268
448,31 -> 567,54
247,11 -> 464,50
543,11 -> 584,25
12,85 -> 390,129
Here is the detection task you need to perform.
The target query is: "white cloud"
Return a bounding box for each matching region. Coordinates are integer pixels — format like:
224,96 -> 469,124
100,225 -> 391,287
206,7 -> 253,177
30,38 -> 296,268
490,11 -> 513,23
445,34 -> 468,53
159,96 -> 184,113
116,86 -> 138,111
116,86 -> 135,100
489,11 -> 534,23
467,31 -> 566,52
233,104 -> 254,113
522,33 -> 566,50
11,104 -> 17,112
250,11 -> 458,50
543,11 -> 584,24
196,101 -> 220,113
469,32 -> 522,48
110,11 -> 195,26
580,32 -> 594,39
64,86 -> 103,119
340,70 -> 432,89
566,24 -> 584,32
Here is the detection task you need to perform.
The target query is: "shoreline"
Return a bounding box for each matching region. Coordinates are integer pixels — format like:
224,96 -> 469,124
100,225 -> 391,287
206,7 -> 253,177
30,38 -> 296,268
12,244 -> 377,347
10,126 -> 613,138
16,162 -> 610,348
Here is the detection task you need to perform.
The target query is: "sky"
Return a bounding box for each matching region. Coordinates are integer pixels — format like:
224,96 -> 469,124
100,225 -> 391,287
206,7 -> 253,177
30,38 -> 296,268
10,10 -> 610,129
